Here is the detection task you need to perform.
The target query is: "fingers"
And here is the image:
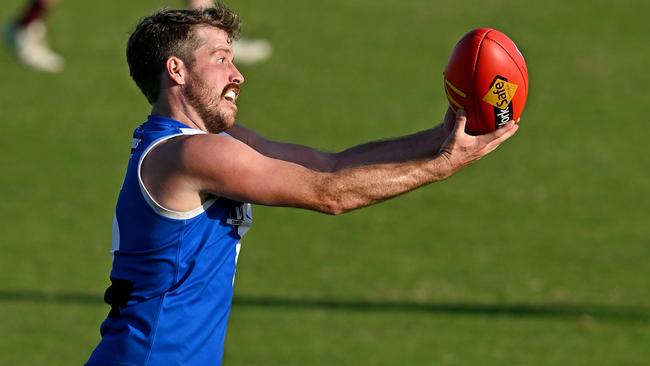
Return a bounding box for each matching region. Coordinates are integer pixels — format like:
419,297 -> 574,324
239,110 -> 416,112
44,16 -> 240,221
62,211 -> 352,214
482,119 -> 518,140
454,109 -> 467,134
482,120 -> 519,153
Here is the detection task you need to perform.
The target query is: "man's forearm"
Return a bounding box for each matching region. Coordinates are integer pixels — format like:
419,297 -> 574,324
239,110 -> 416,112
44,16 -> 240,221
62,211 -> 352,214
227,122 -> 449,173
332,124 -> 447,171
315,153 -> 452,215
315,112 -> 519,215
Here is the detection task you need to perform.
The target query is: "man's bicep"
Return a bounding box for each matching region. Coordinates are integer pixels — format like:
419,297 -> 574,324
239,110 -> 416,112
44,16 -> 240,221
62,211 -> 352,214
181,134 -> 325,209
228,124 -> 336,172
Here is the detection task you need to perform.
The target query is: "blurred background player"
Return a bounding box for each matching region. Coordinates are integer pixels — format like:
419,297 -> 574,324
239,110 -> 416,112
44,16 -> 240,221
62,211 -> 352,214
5,0 -> 65,72
186,0 -> 271,65
4,0 -> 270,73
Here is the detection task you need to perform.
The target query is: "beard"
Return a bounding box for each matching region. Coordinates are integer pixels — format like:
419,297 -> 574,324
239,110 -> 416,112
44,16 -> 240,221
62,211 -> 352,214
181,70 -> 236,134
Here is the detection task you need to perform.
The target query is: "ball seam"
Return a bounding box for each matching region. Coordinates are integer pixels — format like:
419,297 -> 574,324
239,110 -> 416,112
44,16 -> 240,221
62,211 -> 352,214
472,29 -> 491,132
483,37 -> 528,98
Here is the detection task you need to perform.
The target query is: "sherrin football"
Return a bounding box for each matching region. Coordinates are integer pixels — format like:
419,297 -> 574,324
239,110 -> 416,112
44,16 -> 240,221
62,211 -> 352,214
444,28 -> 528,135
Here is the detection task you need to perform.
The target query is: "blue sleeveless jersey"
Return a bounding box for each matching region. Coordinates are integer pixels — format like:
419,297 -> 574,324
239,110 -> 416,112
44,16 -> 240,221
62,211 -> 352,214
86,115 -> 252,366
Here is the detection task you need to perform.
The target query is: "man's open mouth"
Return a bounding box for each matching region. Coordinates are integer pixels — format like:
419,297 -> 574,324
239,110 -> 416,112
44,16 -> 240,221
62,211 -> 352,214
222,86 -> 239,103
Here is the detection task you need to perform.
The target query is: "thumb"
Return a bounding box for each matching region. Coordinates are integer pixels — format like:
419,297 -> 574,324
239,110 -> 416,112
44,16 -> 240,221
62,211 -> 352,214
454,109 -> 467,134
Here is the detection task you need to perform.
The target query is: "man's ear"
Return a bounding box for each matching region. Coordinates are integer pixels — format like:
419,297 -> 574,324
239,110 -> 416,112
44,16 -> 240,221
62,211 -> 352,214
166,56 -> 188,86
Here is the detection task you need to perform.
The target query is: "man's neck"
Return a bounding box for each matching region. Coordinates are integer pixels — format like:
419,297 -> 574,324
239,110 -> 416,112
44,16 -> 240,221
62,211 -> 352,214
151,98 -> 207,132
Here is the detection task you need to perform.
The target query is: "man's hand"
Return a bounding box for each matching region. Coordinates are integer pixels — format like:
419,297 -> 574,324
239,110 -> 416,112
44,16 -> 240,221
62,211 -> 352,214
435,107 -> 456,153
442,107 -> 456,137
438,109 -> 519,174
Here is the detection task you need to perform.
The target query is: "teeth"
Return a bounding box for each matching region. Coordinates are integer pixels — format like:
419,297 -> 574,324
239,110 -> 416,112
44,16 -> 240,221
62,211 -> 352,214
224,90 -> 237,102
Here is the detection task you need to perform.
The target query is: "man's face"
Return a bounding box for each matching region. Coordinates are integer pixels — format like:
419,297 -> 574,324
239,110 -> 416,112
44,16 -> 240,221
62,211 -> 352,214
182,26 -> 244,133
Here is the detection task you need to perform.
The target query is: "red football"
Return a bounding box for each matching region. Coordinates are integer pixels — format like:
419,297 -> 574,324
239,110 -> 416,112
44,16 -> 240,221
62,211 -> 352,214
444,28 -> 528,135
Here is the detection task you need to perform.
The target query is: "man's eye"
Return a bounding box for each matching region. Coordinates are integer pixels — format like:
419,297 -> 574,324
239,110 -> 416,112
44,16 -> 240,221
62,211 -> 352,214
217,57 -> 226,64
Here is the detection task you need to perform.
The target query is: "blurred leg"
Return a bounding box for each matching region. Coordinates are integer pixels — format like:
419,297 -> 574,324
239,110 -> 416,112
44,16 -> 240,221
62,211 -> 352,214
16,0 -> 47,27
230,37 -> 272,66
185,0 -> 272,65
7,0 -> 65,72
187,0 -> 213,8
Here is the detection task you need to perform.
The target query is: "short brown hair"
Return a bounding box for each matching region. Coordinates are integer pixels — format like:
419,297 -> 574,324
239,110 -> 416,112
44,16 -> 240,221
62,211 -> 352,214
126,2 -> 240,104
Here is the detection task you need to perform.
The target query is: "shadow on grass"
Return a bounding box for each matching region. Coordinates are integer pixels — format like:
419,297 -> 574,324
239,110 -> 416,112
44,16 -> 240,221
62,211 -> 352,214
234,296 -> 650,323
0,289 -> 648,322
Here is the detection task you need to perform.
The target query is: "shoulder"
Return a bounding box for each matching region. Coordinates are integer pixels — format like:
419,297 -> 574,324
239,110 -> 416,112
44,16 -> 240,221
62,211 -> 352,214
141,132 -> 257,203
178,132 -> 247,160
148,132 -> 248,170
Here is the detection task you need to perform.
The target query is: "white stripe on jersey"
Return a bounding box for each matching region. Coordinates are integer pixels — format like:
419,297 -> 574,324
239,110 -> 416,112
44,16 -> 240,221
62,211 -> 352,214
136,128 -> 218,220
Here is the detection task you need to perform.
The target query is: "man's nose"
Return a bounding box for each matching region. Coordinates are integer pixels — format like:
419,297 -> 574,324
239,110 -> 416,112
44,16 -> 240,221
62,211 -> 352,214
230,65 -> 244,85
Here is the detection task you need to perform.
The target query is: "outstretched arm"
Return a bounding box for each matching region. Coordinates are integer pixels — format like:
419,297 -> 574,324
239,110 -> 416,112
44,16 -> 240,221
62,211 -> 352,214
145,110 -> 518,215
226,108 -> 456,172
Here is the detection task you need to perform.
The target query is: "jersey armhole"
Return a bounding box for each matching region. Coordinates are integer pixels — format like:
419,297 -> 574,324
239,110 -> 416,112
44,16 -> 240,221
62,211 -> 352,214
137,128 -> 222,220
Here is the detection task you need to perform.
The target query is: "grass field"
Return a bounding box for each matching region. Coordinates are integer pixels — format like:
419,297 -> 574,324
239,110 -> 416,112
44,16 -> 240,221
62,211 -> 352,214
1,0 -> 649,365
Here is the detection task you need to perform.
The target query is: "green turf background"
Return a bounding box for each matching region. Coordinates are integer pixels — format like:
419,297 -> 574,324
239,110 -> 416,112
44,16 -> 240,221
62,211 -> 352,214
1,0 -> 649,365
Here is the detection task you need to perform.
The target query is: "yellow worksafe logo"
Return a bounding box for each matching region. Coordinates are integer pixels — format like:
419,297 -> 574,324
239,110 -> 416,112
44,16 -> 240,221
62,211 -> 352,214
482,76 -> 517,109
